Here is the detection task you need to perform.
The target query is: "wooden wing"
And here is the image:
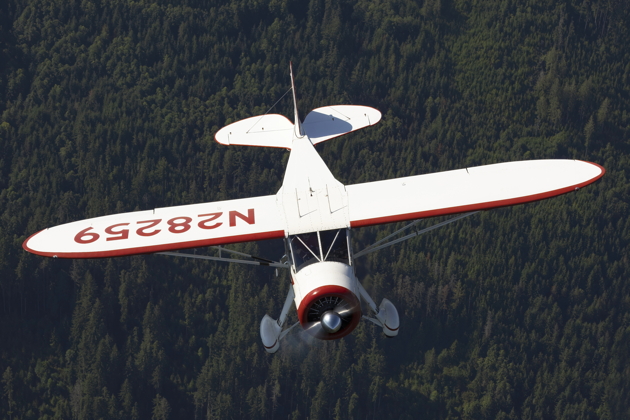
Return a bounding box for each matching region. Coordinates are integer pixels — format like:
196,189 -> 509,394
346,160 -> 605,228
23,195 -> 286,258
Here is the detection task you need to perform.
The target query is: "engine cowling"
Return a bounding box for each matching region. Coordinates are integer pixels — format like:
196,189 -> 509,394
292,262 -> 362,340
297,285 -> 361,340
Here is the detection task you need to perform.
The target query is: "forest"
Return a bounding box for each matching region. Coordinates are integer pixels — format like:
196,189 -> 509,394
0,0 -> 629,418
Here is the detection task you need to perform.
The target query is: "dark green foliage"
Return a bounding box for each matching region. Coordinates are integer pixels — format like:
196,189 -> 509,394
0,0 -> 628,418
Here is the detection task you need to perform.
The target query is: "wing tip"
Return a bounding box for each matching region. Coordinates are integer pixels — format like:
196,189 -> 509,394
577,159 -> 606,181
23,229 -> 55,258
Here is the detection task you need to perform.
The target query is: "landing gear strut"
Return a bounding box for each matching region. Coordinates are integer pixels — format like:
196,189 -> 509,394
260,287 -> 298,353
357,281 -> 400,337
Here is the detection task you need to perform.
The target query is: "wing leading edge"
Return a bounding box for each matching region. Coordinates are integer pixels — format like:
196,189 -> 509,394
23,195 -> 285,258
347,160 -> 605,228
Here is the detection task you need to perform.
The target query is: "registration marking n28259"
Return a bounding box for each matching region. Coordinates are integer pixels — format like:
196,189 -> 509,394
73,209 -> 255,244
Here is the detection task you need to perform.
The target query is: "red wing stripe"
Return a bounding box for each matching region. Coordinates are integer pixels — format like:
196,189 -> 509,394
23,230 -> 286,259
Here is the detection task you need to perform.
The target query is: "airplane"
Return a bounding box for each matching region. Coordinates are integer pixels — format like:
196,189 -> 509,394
23,64 -> 605,353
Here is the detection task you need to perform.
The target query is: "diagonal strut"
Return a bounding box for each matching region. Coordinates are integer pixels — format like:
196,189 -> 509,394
353,212 -> 479,259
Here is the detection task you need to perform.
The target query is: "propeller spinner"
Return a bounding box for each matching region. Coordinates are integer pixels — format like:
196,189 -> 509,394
321,311 -> 342,333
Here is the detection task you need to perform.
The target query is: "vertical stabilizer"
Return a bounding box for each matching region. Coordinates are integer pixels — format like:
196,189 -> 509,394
290,62 -> 304,137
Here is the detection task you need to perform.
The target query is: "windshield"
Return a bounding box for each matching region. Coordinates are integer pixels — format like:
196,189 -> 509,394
319,229 -> 349,263
290,232 -> 320,269
288,229 -> 349,271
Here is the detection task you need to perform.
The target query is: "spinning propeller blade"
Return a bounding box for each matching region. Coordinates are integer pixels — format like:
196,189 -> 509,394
302,297 -> 360,339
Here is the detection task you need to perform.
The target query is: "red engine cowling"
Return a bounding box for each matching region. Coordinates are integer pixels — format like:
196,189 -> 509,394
297,285 -> 361,340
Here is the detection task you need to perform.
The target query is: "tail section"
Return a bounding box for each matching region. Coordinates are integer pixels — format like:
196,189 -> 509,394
214,114 -> 294,149
290,62 -> 304,137
214,63 -> 382,149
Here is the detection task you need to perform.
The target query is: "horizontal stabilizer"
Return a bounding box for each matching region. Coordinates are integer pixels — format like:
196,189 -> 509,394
215,114 -> 294,148
346,160 -> 605,228
23,195 -> 286,258
303,105 -> 382,145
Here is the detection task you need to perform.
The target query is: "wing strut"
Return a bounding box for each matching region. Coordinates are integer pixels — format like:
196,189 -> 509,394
158,246 -> 289,269
353,212 -> 479,259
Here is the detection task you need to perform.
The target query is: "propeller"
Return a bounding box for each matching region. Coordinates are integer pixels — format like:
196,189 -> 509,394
302,295 -> 360,339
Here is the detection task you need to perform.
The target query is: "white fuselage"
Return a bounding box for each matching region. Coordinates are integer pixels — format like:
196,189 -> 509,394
290,261 -> 358,308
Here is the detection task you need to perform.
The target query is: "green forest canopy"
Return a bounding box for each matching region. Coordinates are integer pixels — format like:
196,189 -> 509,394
0,0 -> 628,418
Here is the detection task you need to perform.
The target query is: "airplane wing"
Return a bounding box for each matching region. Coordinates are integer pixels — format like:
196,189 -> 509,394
23,195 -> 286,258
346,160 -> 605,228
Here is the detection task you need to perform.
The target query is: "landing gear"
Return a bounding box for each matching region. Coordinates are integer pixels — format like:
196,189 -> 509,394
357,281 -> 400,337
260,287 -> 298,353
259,278 -> 399,352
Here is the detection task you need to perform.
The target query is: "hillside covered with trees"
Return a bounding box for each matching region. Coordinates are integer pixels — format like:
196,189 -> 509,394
0,0 -> 629,418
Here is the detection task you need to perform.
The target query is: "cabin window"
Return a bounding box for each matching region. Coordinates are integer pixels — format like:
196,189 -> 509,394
319,229 -> 349,263
289,232 -> 320,270
288,229 -> 349,271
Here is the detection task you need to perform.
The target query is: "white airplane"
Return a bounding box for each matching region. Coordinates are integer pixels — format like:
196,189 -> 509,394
23,64 -> 605,353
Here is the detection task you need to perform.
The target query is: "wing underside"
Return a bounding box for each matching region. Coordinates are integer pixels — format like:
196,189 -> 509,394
23,195 -> 285,258
346,160 -> 605,228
